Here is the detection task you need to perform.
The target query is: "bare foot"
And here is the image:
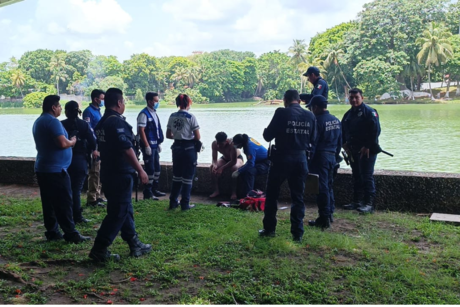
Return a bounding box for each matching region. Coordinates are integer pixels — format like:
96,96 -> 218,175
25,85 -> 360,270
209,191 -> 220,198
230,193 -> 238,200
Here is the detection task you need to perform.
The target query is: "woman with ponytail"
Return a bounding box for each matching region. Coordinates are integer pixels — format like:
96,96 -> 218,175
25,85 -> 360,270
231,133 -> 270,197
165,94 -> 201,210
61,101 -> 97,223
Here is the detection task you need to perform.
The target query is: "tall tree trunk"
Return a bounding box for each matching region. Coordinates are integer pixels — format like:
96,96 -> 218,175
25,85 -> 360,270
19,87 -> 23,98
335,81 -> 340,103
56,79 -> 60,96
337,63 -> 350,88
300,75 -> 303,93
428,65 -> 433,100
410,77 -> 415,100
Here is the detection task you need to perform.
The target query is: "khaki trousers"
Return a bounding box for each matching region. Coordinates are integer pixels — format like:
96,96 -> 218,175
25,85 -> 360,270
87,159 -> 102,202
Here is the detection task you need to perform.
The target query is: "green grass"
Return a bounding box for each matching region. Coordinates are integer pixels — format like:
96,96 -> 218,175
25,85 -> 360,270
126,101 -> 263,110
0,196 -> 460,304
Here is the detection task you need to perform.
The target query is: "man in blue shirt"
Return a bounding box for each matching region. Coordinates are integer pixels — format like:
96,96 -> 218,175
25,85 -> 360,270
306,95 -> 342,229
33,95 -> 91,243
83,89 -> 105,207
231,134 -> 270,198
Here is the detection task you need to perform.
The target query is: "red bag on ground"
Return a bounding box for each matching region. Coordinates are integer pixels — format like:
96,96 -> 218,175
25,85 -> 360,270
239,190 -> 266,211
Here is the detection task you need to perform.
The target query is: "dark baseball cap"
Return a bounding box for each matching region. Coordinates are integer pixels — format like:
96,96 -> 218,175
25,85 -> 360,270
303,66 -> 320,76
308,95 -> 328,108
299,93 -> 310,102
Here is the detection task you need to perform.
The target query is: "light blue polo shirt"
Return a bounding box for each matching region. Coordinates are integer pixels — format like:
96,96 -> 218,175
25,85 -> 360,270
82,103 -> 102,130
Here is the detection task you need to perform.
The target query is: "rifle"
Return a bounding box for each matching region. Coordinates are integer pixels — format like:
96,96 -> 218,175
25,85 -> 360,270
372,144 -> 394,157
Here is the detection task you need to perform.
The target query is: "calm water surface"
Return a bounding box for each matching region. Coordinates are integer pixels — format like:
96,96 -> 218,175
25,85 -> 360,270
1,104 -> 459,173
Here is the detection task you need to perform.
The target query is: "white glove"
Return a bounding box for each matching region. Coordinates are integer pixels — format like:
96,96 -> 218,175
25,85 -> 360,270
145,146 -> 152,156
158,145 -> 162,153
232,171 -> 240,178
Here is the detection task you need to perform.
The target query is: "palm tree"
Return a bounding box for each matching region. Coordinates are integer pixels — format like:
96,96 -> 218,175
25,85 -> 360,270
49,53 -> 68,95
288,39 -> 309,92
322,44 -> 350,89
11,69 -> 25,98
416,22 -> 453,100
171,66 -> 188,88
403,57 -> 423,100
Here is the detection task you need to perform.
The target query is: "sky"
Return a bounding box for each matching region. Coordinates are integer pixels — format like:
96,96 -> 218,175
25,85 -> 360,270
0,0 -> 372,63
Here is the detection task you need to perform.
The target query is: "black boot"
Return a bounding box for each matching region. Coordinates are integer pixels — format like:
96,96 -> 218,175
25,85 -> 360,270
343,201 -> 362,210
89,247 -> 120,263
357,196 -> 375,214
127,234 -> 152,257
308,216 -> 331,230
152,181 -> 166,197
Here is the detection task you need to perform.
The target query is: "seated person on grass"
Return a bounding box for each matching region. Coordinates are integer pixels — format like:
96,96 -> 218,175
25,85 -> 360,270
210,132 -> 244,200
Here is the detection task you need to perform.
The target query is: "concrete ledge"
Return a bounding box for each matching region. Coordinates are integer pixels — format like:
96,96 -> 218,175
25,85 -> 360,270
1,157 -> 459,213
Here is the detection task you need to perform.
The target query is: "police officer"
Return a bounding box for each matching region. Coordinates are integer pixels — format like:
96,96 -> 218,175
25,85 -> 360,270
342,88 -> 381,214
300,66 -> 329,106
231,134 -> 270,198
89,88 -> 151,262
83,89 -> 106,207
61,101 -> 97,224
306,96 -> 342,229
166,94 -> 201,211
260,89 -> 316,242
137,92 -> 166,200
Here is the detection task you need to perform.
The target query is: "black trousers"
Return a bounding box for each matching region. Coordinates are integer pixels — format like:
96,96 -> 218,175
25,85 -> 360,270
36,171 -> 79,240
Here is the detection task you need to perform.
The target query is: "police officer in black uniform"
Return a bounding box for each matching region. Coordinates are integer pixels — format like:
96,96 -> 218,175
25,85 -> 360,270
300,66 -> 329,106
342,88 -> 381,214
89,88 -> 151,262
260,89 -> 316,242
61,101 -> 96,224
305,96 -> 342,229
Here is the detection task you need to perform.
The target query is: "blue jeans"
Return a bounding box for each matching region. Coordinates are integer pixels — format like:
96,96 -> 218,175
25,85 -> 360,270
263,154 -> 308,238
141,147 -> 160,198
67,154 -> 88,221
350,152 -> 377,203
240,160 -> 270,197
36,171 -> 79,240
94,173 -> 137,248
310,152 -> 336,217
169,141 -> 197,209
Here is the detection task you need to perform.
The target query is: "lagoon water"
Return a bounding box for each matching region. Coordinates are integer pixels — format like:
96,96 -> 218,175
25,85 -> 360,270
1,103 -> 459,173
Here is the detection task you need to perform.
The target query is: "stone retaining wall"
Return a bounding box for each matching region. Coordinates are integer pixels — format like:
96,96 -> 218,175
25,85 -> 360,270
1,157 -> 459,213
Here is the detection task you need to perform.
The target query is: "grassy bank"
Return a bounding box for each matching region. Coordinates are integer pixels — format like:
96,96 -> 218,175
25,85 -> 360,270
0,196 -> 459,304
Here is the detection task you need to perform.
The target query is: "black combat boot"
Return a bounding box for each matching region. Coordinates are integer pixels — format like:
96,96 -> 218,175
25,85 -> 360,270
357,196 -> 374,214
152,181 -> 166,197
308,216 -> 331,230
89,247 -> 120,263
258,229 -> 276,237
343,201 -> 362,210
127,234 -> 152,257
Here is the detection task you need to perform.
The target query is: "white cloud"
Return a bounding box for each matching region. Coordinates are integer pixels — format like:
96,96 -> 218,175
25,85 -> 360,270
1,19 -> 11,25
124,41 -> 133,48
36,0 -> 132,35
47,22 -> 66,35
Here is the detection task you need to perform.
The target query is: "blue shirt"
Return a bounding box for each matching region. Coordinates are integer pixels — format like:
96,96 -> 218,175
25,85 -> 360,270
238,138 -> 268,174
82,104 -> 102,130
33,113 -> 72,173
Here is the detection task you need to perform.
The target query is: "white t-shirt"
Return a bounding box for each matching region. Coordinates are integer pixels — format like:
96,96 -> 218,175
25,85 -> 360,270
166,110 -> 199,140
137,106 -> 160,139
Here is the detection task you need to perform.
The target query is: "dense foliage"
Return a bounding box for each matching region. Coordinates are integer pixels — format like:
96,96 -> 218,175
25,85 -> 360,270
1,0 -> 459,106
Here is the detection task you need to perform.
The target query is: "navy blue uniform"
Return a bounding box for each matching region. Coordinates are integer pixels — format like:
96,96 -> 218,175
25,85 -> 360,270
310,111 -> 342,218
238,138 -> 270,197
61,118 -> 96,222
262,103 -> 316,238
303,78 -> 329,105
137,107 -> 164,199
92,109 -> 138,248
342,103 -> 381,204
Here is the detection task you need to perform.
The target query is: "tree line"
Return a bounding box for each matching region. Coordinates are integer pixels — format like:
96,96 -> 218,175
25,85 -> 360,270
1,0 -> 459,107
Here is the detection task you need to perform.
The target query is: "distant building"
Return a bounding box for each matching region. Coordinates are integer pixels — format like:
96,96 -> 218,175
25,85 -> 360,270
192,51 -> 203,55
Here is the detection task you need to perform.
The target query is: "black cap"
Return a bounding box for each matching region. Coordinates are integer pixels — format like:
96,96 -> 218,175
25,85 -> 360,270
303,66 -> 320,77
65,100 -> 80,111
308,95 -> 328,108
299,93 -> 309,102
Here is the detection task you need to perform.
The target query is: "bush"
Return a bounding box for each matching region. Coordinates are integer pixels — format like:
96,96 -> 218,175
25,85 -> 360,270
133,88 -> 145,105
263,89 -> 279,100
164,88 -> 209,105
23,92 -> 48,108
